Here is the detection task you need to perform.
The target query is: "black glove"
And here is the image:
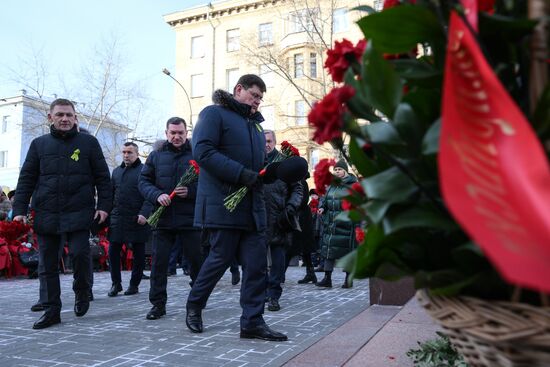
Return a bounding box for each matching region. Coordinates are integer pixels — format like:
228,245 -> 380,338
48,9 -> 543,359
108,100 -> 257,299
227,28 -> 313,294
239,168 -> 259,188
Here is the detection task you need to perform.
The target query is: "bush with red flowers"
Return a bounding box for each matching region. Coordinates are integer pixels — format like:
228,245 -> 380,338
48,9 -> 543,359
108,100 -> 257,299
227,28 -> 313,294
307,0 -> 548,303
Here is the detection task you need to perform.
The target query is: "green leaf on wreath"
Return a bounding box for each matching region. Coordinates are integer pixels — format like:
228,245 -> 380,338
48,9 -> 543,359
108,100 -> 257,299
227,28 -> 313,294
357,5 -> 444,54
364,166 -> 418,203
382,204 -> 457,234
422,118 -> 441,155
349,138 -> 379,177
362,41 -> 402,119
365,199 -> 391,224
393,103 -> 424,155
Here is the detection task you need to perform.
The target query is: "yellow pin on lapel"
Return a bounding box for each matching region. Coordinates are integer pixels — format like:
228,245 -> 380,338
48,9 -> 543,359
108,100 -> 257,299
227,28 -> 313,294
70,148 -> 80,161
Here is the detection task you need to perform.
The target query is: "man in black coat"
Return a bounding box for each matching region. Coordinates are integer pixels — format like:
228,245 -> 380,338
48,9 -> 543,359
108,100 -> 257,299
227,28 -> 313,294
13,98 -> 112,329
185,74 -> 287,341
263,130 -> 303,312
139,117 -> 203,320
107,142 -> 152,297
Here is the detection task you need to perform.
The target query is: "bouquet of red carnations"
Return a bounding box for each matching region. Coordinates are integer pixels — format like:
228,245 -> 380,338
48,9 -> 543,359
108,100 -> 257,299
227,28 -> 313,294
223,141 -> 300,212
147,160 -> 200,228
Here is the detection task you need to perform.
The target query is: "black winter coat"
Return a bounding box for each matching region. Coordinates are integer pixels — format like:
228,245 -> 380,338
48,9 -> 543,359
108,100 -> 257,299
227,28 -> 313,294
264,150 -> 303,247
13,125 -> 112,234
290,180 -> 316,255
192,90 -> 266,231
139,140 -> 197,230
109,158 -> 152,243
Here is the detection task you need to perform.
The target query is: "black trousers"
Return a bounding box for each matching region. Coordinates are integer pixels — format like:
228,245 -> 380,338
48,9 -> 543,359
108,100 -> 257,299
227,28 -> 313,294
37,230 -> 91,315
267,245 -> 286,301
149,229 -> 203,307
109,242 -> 145,288
187,229 -> 267,329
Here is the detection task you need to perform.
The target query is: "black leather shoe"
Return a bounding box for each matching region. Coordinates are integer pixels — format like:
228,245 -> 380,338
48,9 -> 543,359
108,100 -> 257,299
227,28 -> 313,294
186,307 -> 203,333
267,298 -> 281,311
108,283 -> 123,297
231,270 -> 240,285
88,290 -> 94,301
74,300 -> 90,317
146,305 -> 166,320
315,276 -> 332,288
240,324 -> 288,341
30,302 -> 44,312
33,313 -> 61,330
124,286 -> 138,295
298,271 -> 317,284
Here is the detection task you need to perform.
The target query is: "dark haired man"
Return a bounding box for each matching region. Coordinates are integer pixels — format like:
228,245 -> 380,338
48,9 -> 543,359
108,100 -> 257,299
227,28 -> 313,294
185,74 -> 287,341
139,117 -> 204,320
13,98 -> 112,329
107,142 -> 152,297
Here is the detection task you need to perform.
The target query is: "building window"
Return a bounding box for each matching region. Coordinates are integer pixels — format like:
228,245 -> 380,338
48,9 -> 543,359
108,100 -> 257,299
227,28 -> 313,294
1,116 -> 8,133
0,151 -> 7,168
258,23 -> 273,46
226,28 -> 240,52
287,9 -> 318,34
333,8 -> 349,33
191,74 -> 204,97
295,100 -> 306,125
310,53 -> 317,78
259,64 -> 274,88
226,68 -> 240,91
261,105 -> 275,130
294,54 -> 304,78
191,36 -> 204,59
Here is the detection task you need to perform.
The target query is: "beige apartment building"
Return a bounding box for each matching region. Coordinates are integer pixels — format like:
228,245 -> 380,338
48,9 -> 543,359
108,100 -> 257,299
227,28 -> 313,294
164,0 -> 379,170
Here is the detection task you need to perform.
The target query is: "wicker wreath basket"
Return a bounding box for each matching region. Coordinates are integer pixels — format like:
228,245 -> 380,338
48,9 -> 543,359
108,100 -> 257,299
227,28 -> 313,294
416,289 -> 550,367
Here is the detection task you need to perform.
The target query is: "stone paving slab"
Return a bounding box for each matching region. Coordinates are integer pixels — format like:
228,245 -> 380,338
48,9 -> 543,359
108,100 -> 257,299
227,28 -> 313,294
0,268 -> 369,367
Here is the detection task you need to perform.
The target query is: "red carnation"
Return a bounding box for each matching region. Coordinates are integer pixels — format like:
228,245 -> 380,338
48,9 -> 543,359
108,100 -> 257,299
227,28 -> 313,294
342,199 -> 353,211
350,182 -> 365,196
325,39 -> 367,83
281,141 -> 290,150
314,158 -> 336,196
478,0 -> 495,13
355,227 -> 365,244
383,0 -> 416,9
308,86 -> 355,145
190,159 -> 200,174
290,146 -> 300,156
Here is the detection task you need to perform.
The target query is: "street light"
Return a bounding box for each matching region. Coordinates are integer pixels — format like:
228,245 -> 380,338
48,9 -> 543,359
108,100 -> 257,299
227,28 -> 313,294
162,68 -> 193,131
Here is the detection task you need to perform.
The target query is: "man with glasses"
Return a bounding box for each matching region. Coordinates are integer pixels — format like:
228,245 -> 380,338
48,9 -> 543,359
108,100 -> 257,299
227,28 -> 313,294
185,74 -> 287,341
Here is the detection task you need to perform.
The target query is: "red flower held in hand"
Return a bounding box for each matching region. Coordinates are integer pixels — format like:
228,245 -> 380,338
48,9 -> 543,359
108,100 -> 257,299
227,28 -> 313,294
355,227 -> 365,244
314,158 -> 335,196
308,86 -> 355,145
325,39 -> 367,83
190,160 -> 200,174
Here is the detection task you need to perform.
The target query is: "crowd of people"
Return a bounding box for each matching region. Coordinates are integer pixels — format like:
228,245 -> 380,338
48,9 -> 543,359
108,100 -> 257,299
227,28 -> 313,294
2,73 -> 360,342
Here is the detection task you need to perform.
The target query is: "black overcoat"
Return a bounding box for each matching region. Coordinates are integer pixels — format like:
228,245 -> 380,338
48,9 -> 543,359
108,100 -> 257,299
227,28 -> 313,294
13,125 -> 112,234
109,158 -> 152,243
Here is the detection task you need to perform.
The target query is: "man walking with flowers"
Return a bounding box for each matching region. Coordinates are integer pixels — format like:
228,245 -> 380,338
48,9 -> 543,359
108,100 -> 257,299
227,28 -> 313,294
139,117 -> 203,320
185,74 -> 287,341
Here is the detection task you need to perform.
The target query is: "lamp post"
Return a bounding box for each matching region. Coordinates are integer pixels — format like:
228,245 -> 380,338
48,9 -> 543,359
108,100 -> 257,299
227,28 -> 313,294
162,68 -> 193,131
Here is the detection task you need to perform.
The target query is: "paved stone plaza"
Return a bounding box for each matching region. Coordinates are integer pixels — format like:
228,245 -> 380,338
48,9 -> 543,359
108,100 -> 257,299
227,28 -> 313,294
0,267 -> 369,367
